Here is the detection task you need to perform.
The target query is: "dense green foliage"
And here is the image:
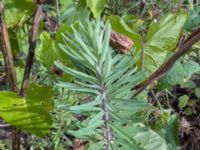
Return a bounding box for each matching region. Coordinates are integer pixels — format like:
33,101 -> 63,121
0,0 -> 199,149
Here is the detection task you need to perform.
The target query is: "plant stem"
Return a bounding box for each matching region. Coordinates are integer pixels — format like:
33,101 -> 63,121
0,1 -> 17,92
151,0 -> 156,18
20,5 -> 43,96
0,1 -> 20,149
97,66 -> 112,150
140,42 -> 144,71
177,0 -> 184,10
56,0 -> 60,26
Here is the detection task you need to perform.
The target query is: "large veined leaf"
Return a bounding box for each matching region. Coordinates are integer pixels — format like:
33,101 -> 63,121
0,83 -> 54,137
185,6 -> 200,31
158,60 -> 200,89
37,22 -> 80,70
111,124 -> 168,150
144,12 -> 188,74
122,15 -> 144,31
60,0 -> 73,13
60,0 -> 90,24
4,0 -> 35,27
107,15 -> 142,50
86,0 -> 107,18
37,32 -> 59,70
165,115 -> 180,149
134,128 -> 168,150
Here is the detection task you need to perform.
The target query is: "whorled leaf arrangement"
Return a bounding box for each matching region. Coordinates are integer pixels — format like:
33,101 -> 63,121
55,20 -> 172,150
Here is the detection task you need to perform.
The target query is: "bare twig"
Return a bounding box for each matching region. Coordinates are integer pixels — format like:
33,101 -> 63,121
20,4 -> 43,96
177,0 -> 184,10
133,27 -> 200,97
0,1 -> 17,92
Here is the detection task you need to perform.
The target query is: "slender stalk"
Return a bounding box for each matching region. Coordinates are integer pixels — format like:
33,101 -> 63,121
56,0 -> 60,26
140,42 -> 144,71
177,0 -> 184,10
151,0 -> 156,18
20,5 -> 43,96
0,1 -> 20,149
133,27 -> 200,97
0,1 -> 17,92
97,66 -> 112,150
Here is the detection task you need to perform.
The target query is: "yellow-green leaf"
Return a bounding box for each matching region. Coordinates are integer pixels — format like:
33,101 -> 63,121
0,83 -> 54,137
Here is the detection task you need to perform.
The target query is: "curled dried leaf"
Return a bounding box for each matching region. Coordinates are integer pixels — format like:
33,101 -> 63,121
110,31 -> 133,54
73,139 -> 85,150
50,65 -> 64,77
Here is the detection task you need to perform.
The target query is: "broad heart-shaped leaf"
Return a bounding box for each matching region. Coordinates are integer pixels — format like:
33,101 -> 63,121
158,60 -> 200,89
37,32 -> 59,70
185,6 -> 200,31
86,0 -> 107,18
36,24 -> 77,77
59,1 -> 90,24
144,12 -> 188,74
0,83 -> 54,137
134,128 -> 168,150
107,15 -> 142,51
37,22 -> 79,70
60,0 -> 73,13
4,0 -> 35,27
111,124 -> 168,150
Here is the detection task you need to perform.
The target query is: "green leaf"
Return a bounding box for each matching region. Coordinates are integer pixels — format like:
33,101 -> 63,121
158,60 -> 200,89
122,15 -> 144,31
185,6 -> 200,31
112,125 -> 168,150
86,0 -> 107,18
0,83 -> 54,137
182,61 -> 200,76
178,95 -> 189,109
69,99 -> 101,112
195,88 -> 200,98
144,12 -> 188,74
165,115 -> 180,148
4,0 -> 35,27
183,107 -> 193,116
68,112 -> 104,138
15,67 -> 24,89
37,31 -> 74,81
110,123 -> 139,145
37,32 -> 59,70
134,128 -> 168,150
60,0 -> 73,13
56,19 -> 149,148
60,1 -> 90,24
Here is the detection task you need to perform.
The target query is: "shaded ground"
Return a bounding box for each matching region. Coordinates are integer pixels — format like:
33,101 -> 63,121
150,72 -> 200,150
